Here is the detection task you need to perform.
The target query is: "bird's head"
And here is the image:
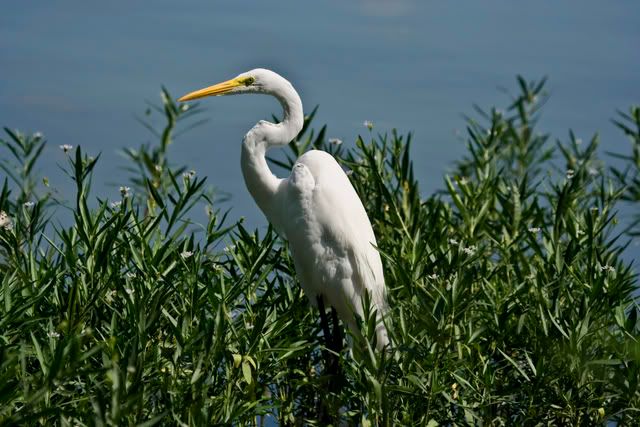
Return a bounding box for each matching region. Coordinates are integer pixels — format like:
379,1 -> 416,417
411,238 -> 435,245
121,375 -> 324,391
178,68 -> 293,102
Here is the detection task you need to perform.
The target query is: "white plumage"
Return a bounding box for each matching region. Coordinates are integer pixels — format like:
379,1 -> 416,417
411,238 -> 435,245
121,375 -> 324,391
179,68 -> 389,349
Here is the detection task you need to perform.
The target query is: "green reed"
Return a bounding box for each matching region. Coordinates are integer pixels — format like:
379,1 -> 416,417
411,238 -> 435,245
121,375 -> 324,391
0,78 -> 638,425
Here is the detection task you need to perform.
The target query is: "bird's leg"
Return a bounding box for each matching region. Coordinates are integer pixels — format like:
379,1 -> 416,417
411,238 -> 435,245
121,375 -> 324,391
316,297 -> 341,369
316,296 -> 339,380
316,296 -> 337,423
330,307 -> 343,354
316,296 -> 333,351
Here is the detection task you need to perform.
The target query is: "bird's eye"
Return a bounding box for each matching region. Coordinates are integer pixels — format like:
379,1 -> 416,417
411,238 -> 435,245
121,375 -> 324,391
239,76 -> 255,86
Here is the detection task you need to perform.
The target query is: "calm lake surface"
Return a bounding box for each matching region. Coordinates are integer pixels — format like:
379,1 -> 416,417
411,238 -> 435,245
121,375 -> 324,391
1,1 -> 639,258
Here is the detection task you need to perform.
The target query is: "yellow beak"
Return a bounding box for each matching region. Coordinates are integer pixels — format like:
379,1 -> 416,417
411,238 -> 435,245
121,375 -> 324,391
178,78 -> 242,102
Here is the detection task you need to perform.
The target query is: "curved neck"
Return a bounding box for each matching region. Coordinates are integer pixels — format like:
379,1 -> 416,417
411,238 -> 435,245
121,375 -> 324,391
272,87 -> 304,146
241,85 -> 304,223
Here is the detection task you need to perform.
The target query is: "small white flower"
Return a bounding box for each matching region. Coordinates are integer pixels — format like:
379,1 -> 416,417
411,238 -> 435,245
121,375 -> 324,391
328,138 -> 343,145
124,287 -> 134,295
125,272 -> 136,279
427,273 -> 438,280
462,245 -> 476,255
600,265 -> 615,273
106,289 -> 116,303
180,103 -> 190,112
154,164 -> 162,172
23,201 -> 35,208
528,227 -> 541,233
47,331 -> 60,339
59,144 -> 73,153
111,200 -> 122,208
0,211 -> 12,231
458,176 -> 469,186
566,169 -> 575,179
363,120 -> 374,130
449,238 -> 458,246
180,250 -> 193,259
34,131 -> 43,139
575,138 -> 583,145
119,186 -> 131,197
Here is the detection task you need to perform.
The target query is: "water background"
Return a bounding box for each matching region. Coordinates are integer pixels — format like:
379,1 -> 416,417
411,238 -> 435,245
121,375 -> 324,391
1,1 -> 639,259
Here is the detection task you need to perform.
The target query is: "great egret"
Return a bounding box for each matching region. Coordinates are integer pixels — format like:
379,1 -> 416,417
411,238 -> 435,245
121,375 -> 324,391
178,68 -> 389,350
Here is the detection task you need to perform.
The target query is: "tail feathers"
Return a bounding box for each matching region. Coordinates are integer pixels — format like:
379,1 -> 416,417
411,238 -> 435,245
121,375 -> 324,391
342,310 -> 390,352
375,314 -> 390,351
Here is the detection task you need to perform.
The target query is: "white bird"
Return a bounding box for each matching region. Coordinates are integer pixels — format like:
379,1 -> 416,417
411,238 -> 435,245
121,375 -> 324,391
178,68 -> 389,350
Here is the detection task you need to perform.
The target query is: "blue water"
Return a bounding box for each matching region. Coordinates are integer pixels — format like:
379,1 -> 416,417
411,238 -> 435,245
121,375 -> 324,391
1,1 -> 639,253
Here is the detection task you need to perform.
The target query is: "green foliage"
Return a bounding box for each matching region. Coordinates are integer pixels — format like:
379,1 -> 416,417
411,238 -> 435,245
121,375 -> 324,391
0,80 -> 639,425
610,106 -> 640,237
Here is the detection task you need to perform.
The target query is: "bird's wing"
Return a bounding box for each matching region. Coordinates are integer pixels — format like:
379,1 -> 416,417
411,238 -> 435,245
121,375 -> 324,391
297,150 -> 387,311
